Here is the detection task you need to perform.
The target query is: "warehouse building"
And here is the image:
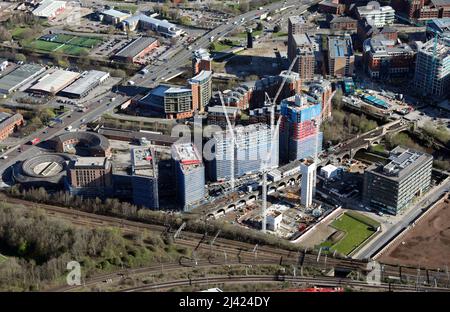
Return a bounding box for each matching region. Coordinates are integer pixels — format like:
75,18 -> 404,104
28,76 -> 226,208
60,70 -> 110,98
122,14 -> 183,38
113,36 -> 159,64
0,64 -> 46,94
29,69 -> 80,95
363,146 -> 433,215
32,0 -> 66,19
0,112 -> 24,142
99,8 -> 132,24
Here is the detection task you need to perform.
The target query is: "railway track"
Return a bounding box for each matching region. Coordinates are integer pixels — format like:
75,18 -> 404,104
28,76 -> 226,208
120,275 -> 450,292
6,196 -> 450,290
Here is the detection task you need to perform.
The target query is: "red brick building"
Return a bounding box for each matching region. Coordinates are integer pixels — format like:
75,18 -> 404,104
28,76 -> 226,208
0,113 -> 23,141
330,16 -> 358,31
392,0 -> 450,21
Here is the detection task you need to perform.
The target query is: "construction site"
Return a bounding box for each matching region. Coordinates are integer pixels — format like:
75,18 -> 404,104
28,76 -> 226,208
378,194 -> 450,270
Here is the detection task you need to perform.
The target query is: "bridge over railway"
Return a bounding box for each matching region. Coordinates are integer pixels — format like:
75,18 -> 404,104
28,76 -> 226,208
330,119 -> 411,161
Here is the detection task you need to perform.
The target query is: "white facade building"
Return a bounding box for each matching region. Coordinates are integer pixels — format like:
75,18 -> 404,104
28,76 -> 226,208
32,0 -> 66,19
357,1 -> 395,28
320,164 -> 339,179
300,159 -> 316,208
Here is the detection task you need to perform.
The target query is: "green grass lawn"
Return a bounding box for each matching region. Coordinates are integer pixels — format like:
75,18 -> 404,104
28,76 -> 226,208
211,42 -> 234,52
322,212 -> 379,256
114,4 -> 137,14
273,31 -> 288,37
25,34 -> 102,56
26,40 -> 62,52
235,30 -> 263,38
11,27 -> 28,39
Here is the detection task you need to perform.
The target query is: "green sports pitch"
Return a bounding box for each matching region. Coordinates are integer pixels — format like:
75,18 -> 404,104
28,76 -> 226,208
320,212 -> 380,256
26,34 -> 103,56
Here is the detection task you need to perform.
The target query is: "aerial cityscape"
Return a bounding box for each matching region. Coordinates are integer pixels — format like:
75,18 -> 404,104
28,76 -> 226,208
0,0 -> 450,296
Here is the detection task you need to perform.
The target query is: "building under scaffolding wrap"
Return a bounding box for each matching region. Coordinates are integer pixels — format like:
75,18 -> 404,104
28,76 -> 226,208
279,94 -> 323,163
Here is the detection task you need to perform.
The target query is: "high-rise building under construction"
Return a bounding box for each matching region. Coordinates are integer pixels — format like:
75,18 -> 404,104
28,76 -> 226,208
279,94 -> 322,163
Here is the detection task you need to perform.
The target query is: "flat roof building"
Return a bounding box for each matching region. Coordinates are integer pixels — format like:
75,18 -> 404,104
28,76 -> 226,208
363,34 -> 415,79
113,36 -> 159,64
363,146 -> 433,215
66,156 -> 113,197
32,0 -> 66,19
0,64 -> 46,94
413,38 -> 450,99
356,1 -> 395,28
99,9 -> 132,24
123,14 -> 183,38
189,70 -> 212,113
172,142 -> 205,211
290,33 -> 316,81
192,48 -> 212,75
60,70 -> 110,98
328,35 -> 355,77
0,113 -> 23,142
29,69 -> 80,95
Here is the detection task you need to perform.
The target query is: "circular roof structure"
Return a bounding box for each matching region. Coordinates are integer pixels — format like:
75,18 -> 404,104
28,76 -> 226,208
13,153 -> 75,185
50,131 -> 110,156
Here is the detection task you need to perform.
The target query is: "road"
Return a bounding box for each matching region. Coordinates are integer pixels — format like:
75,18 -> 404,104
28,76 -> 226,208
354,178 -> 450,259
0,91 -> 126,184
131,0 -> 320,87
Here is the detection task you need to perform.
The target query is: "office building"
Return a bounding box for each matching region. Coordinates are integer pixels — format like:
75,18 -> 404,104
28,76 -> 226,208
172,142 -> 205,211
189,70 -> 212,113
363,146 -> 433,215
130,147 -> 159,209
300,159 -> 316,208
66,157 -> 113,197
356,1 -> 395,27
279,94 -> 323,163
328,35 -> 355,77
211,123 -> 278,181
414,38 -> 450,98
192,49 -> 212,75
363,34 -> 416,79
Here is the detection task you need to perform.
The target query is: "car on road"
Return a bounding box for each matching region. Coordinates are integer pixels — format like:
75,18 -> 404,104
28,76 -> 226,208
377,211 -> 384,216
0,156 -> 8,159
